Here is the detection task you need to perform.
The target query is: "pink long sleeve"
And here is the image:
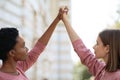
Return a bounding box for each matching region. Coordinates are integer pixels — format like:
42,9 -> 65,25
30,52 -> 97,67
17,40 -> 45,72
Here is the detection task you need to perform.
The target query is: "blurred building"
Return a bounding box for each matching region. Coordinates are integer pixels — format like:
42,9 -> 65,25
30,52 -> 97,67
0,0 -> 73,80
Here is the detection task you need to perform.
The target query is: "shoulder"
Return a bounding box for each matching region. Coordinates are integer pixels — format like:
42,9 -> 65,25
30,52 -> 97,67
105,69 -> 120,79
112,70 -> 120,79
114,69 -> 120,76
112,69 -> 120,75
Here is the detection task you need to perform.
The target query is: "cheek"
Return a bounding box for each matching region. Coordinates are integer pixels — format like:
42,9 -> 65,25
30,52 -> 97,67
95,48 -> 106,58
19,49 -> 28,57
94,46 -> 102,58
14,49 -> 27,60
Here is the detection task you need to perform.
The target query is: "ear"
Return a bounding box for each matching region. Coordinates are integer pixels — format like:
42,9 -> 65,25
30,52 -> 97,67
105,45 -> 109,53
8,50 -> 15,57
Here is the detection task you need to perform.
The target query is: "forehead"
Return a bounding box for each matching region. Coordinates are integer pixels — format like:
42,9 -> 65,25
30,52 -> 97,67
97,36 -> 102,42
16,36 -> 24,44
13,36 -> 24,50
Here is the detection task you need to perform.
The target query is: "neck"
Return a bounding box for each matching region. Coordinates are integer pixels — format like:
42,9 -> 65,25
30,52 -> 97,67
0,59 -> 17,74
103,55 -> 108,64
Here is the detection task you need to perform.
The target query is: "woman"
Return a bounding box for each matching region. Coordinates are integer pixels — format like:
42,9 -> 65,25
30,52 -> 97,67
61,6 -> 120,80
0,9 -> 62,80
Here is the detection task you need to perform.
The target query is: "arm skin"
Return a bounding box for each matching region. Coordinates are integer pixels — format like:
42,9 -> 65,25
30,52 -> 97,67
38,12 -> 61,46
61,8 -> 80,43
17,11 -> 62,71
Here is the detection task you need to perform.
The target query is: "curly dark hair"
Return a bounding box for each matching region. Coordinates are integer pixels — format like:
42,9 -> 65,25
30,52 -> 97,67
0,27 -> 19,62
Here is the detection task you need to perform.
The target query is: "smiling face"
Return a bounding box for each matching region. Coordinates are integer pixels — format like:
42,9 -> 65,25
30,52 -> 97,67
10,36 -> 29,61
93,36 -> 109,61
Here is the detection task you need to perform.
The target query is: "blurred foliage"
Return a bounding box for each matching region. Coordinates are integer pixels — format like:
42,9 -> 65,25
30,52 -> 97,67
73,62 -> 92,80
115,21 -> 120,28
115,2 -> 120,28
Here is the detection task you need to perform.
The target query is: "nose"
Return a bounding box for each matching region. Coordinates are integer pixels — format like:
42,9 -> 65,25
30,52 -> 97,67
26,47 -> 29,52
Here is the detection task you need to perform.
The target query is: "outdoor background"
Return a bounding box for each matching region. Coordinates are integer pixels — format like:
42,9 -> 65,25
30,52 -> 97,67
0,0 -> 120,80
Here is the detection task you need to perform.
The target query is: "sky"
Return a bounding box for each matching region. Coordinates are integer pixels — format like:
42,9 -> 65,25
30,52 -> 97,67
71,0 -> 119,63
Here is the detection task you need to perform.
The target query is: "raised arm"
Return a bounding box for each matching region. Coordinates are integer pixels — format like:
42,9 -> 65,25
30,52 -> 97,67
61,7 -> 80,42
38,12 -> 61,46
61,7 -> 104,76
17,10 -> 62,71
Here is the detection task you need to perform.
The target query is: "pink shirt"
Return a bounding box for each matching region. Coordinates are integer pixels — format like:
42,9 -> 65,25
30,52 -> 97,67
73,39 -> 120,80
0,41 -> 45,80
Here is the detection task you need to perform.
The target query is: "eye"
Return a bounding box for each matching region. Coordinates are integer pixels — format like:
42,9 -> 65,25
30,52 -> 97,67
96,42 -> 98,45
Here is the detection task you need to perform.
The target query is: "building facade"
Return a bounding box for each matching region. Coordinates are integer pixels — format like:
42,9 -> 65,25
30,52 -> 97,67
0,0 -> 73,80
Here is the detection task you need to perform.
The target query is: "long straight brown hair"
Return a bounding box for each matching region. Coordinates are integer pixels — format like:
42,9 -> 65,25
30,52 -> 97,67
99,29 -> 120,72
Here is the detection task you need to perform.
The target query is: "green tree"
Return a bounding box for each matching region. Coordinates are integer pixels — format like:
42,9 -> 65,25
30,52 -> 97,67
115,1 -> 120,28
73,62 -> 92,80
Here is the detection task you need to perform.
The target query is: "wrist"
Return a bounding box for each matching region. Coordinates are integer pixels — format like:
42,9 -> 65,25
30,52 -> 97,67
62,15 -> 67,21
56,14 -> 62,20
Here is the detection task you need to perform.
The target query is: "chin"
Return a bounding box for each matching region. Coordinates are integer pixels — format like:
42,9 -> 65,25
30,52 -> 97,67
22,55 -> 28,61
